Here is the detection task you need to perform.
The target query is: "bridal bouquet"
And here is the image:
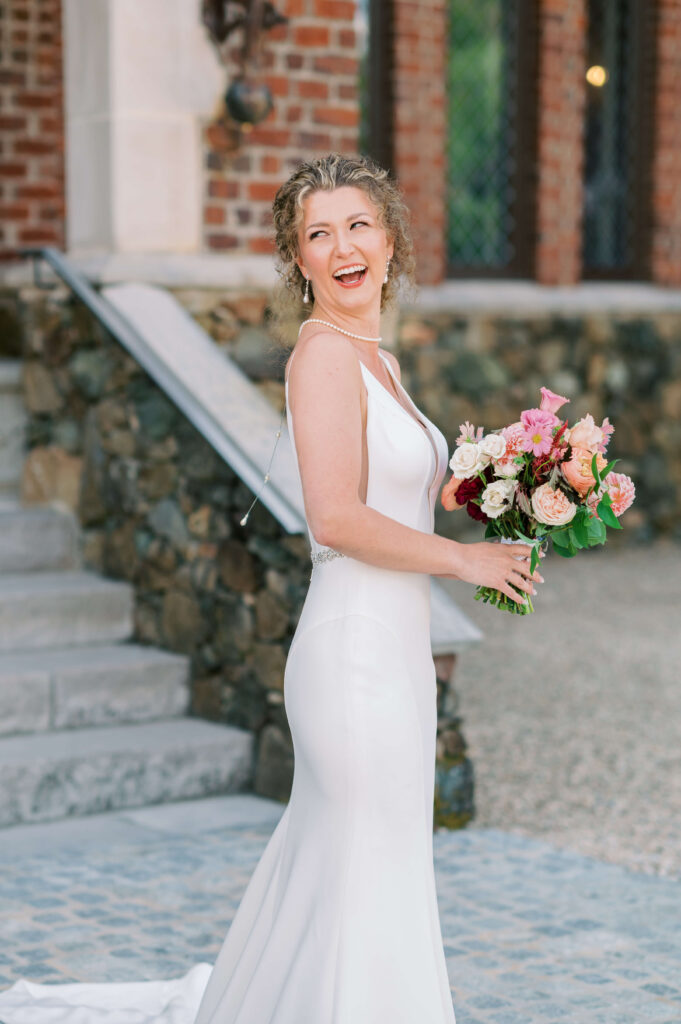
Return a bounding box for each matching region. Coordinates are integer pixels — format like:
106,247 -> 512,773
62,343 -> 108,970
441,387 -> 636,614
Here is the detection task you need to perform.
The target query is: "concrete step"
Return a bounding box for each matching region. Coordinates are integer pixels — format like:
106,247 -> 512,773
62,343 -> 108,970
0,643 -> 190,735
0,502 -> 81,573
0,718 -> 254,827
0,359 -> 26,497
0,571 -> 133,652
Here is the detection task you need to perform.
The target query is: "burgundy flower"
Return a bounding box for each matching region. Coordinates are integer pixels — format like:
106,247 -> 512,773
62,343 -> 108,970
455,475 -> 485,506
466,499 -> 489,524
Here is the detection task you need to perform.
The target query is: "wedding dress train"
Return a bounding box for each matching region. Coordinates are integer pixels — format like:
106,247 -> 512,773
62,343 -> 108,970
0,348 -> 456,1024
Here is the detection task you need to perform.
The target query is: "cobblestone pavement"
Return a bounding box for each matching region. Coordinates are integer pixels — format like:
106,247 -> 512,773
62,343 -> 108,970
1,797 -> 681,1023
441,537 -> 681,879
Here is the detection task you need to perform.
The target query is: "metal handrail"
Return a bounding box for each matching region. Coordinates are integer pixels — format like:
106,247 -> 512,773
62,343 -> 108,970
21,247 -> 305,533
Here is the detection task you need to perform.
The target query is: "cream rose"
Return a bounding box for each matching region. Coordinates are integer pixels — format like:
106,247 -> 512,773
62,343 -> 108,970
479,432 -> 507,460
449,443 -> 488,479
531,482 -> 577,526
480,478 -> 517,518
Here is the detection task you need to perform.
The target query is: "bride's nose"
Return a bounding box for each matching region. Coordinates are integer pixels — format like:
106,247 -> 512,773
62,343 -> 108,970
332,230 -> 356,257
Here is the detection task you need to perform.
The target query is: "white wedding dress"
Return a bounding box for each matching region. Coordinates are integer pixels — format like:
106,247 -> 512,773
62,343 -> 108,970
0,348 -> 456,1024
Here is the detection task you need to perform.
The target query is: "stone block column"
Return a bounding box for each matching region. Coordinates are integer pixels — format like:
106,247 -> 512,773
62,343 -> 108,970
62,0 -> 223,255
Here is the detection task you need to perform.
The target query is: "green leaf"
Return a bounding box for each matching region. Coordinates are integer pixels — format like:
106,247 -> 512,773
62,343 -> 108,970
602,457 -> 619,479
586,516 -> 607,545
572,517 -> 590,548
597,499 -> 622,530
591,453 -> 602,489
552,541 -> 576,558
551,528 -> 573,549
530,547 -> 539,574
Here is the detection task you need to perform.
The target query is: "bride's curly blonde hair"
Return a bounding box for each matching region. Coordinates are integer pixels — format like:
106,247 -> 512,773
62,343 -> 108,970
268,153 -> 416,347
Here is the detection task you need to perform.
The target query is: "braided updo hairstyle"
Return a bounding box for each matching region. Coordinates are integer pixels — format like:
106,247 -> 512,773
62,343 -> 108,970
269,153 -> 416,346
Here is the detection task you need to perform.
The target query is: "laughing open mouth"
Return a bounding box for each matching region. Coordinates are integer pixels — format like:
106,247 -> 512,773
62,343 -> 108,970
332,264 -> 367,286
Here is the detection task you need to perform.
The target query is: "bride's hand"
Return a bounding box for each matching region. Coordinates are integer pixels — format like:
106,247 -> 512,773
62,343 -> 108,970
446,540 -> 544,606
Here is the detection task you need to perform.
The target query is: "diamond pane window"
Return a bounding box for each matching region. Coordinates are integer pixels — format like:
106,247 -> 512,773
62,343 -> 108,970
446,0 -> 533,275
582,0 -> 655,277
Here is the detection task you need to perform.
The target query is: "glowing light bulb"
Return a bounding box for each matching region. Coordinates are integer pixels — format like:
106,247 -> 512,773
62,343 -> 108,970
586,65 -> 608,87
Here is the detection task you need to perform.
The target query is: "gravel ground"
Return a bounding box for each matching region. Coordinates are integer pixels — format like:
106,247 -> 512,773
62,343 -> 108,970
440,536 -> 681,879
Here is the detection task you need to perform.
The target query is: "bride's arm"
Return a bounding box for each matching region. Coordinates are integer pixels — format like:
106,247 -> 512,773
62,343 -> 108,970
287,333 -> 540,605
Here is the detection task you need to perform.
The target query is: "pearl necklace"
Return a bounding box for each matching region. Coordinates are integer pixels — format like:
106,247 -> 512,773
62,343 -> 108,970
298,318 -> 382,343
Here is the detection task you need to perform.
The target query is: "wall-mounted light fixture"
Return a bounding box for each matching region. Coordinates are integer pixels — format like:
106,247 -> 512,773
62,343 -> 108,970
202,0 -> 288,126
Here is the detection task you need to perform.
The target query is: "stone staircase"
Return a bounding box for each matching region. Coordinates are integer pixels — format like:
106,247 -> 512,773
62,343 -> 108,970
0,359 -> 254,828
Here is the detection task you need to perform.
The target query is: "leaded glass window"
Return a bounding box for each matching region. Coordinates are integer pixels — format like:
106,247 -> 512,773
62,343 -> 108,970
446,0 -> 535,276
582,0 -> 655,278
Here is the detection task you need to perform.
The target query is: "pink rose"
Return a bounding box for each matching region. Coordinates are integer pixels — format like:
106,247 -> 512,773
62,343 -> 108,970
531,483 -> 577,526
561,446 -> 607,497
568,414 -> 604,453
540,387 -> 570,417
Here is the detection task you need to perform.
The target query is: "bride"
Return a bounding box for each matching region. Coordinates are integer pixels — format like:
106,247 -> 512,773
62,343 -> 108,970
0,153 -> 542,1023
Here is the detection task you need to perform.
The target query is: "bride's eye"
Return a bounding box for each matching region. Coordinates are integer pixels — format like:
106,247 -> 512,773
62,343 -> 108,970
351,221 -> 369,229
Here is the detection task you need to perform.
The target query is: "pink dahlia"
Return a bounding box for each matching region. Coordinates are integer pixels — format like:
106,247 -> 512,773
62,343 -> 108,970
605,472 -> 636,517
520,409 -> 556,457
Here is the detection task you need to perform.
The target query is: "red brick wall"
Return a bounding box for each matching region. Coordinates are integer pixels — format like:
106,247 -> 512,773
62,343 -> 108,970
202,0 -> 360,255
0,0 -> 65,260
391,0 -> 446,286
534,0 -> 587,286
650,0 -> 681,287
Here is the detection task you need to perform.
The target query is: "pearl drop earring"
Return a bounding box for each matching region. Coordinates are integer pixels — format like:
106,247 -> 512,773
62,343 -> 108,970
303,276 -> 310,304
384,258 -> 391,284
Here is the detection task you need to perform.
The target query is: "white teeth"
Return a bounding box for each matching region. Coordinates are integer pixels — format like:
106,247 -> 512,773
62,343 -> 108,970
333,264 -> 367,278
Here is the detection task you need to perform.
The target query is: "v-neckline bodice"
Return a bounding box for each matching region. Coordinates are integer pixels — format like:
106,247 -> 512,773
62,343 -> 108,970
359,352 -> 439,494
359,352 -> 427,433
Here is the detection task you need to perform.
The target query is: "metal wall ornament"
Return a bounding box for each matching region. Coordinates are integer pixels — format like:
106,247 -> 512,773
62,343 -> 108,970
202,0 -> 288,126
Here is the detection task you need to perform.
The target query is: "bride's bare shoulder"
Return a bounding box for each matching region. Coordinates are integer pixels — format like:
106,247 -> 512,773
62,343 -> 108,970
285,331 -> 363,390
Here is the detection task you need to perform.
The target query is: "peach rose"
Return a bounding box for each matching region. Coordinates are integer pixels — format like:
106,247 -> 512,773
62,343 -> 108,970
531,483 -> 577,526
441,475 -> 464,511
561,446 -> 607,497
568,414 -> 604,453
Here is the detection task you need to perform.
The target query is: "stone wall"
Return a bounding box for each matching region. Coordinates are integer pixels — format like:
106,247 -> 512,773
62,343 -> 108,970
186,289 -> 681,541
0,283 -> 474,827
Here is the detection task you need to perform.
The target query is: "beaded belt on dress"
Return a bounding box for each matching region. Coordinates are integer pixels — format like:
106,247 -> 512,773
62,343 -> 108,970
311,548 -> 346,566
